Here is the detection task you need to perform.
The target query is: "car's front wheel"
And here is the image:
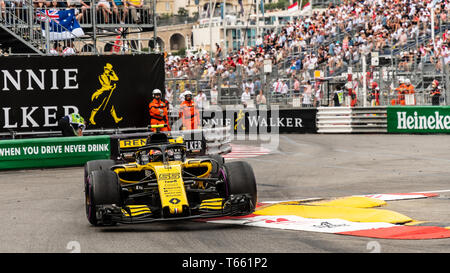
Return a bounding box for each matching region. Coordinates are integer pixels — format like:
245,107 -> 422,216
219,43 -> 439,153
220,161 -> 257,213
85,170 -> 121,226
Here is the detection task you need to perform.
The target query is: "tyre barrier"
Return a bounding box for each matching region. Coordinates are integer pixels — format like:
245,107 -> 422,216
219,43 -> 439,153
0,127 -> 231,170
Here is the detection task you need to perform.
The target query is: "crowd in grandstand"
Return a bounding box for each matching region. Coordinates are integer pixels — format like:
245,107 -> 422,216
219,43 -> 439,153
165,0 -> 450,107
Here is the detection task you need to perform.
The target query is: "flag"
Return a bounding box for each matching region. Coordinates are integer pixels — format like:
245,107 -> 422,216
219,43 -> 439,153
300,1 -> 311,15
37,9 -> 84,41
288,2 -> 299,13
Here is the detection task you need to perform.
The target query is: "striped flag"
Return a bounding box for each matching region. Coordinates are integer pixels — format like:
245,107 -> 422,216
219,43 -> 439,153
288,2 -> 299,13
300,1 -> 311,15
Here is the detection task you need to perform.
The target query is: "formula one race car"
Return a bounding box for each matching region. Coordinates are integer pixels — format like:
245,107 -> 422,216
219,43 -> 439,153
83,127 -> 257,226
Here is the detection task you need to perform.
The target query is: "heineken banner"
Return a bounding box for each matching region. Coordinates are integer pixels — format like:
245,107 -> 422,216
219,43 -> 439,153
387,106 -> 450,133
199,107 -> 317,134
0,54 -> 164,133
0,135 -> 111,170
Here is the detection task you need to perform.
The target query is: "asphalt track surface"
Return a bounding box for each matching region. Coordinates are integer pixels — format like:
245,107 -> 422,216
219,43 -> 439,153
1,134 -> 450,253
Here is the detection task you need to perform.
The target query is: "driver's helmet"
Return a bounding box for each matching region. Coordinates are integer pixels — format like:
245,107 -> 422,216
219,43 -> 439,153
148,149 -> 163,162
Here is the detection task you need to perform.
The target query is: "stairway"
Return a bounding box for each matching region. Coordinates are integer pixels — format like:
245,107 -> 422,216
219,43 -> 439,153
0,8 -> 45,55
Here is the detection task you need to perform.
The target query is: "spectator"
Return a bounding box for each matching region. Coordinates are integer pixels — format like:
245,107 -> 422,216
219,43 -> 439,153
165,86 -> 173,107
62,40 -> 76,55
97,0 -> 113,24
241,87 -> 251,108
194,89 -> 207,110
430,79 -> 441,105
242,79 -> 254,96
33,0 -> 50,8
50,42 -> 62,55
67,0 -> 90,22
49,0 -> 66,10
127,0 -> 143,23
256,89 -> 266,107
0,0 -> 5,22
281,80 -> 289,99
313,81 -> 321,107
301,81 -> 313,108
112,0 -> 127,24
215,43 -> 222,59
272,78 -> 283,100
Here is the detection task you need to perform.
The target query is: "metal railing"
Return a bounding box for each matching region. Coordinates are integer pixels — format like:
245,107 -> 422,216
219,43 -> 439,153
0,0 -> 155,55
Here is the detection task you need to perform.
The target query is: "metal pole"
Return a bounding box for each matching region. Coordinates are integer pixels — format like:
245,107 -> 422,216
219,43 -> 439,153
28,3 -> 33,42
45,19 -> 50,55
153,0 -> 157,53
431,6 -> 436,51
255,0 -> 258,39
223,0 -> 227,56
92,0 -> 97,54
209,0 -> 213,61
362,54 -> 367,106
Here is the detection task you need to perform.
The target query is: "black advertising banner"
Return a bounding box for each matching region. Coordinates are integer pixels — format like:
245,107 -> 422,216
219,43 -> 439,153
0,54 -> 164,133
201,108 -> 317,134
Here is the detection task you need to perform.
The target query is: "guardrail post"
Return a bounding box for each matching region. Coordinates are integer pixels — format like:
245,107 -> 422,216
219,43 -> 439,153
27,2 -> 33,41
45,19 -> 50,55
92,0 -> 98,54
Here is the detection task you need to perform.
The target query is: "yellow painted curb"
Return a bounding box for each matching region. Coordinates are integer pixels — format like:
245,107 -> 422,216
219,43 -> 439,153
254,204 -> 412,224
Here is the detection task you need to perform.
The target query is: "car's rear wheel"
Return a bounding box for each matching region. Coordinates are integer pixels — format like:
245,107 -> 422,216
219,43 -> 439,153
85,170 -> 121,226
221,161 -> 257,209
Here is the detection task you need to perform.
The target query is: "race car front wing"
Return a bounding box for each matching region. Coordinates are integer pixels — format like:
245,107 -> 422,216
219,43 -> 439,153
94,194 -> 254,225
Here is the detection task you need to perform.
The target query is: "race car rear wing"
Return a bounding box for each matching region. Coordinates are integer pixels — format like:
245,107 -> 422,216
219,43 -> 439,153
109,127 -> 231,161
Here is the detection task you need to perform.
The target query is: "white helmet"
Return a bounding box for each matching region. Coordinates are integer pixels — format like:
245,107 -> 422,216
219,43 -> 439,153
184,90 -> 192,96
153,89 -> 162,95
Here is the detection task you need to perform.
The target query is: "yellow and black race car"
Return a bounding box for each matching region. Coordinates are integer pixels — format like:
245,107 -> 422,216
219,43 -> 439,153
84,127 -> 256,226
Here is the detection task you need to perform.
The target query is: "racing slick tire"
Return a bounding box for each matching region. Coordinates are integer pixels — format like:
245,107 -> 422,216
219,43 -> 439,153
222,161 -> 257,211
84,159 -> 115,186
85,170 -> 122,226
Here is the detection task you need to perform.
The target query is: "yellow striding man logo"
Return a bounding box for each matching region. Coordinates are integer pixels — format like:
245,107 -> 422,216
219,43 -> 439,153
89,63 -> 123,125
234,110 -> 246,131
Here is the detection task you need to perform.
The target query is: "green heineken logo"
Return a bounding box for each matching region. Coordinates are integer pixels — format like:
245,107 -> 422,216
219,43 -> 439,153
396,111 -> 450,130
388,107 -> 450,133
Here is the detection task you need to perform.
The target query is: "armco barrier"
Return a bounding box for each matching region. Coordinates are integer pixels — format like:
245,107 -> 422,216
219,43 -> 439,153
0,135 -> 111,170
317,107 -> 387,133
